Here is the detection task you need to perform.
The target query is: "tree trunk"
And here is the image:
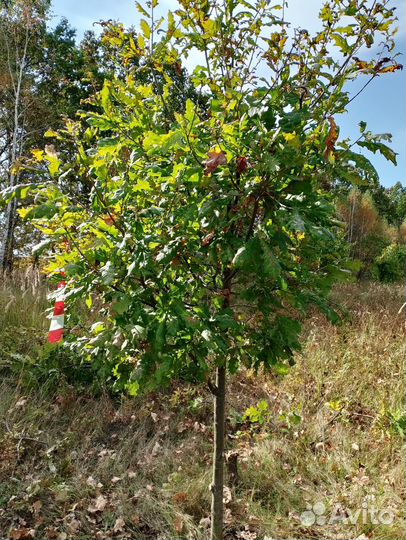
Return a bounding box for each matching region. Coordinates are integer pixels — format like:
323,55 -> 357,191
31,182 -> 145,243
211,364 -> 226,540
0,17 -> 29,273
0,196 -> 17,273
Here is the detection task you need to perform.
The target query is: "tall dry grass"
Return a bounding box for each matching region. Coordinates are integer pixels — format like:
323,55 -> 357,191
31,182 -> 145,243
0,267 -> 48,373
0,267 -> 46,324
0,282 -> 404,539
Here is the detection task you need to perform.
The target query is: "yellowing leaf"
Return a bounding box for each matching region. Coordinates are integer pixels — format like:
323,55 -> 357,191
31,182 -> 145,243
126,381 -> 139,396
283,132 -> 300,148
185,98 -> 196,123
134,179 -> 152,192
135,1 -> 149,16
18,207 -> 31,219
44,145 -> 61,176
140,19 -> 151,39
44,129 -> 60,138
136,85 -> 154,98
137,34 -> 146,49
100,81 -> 112,113
377,63 -> 403,74
31,149 -> 44,162
202,18 -> 217,37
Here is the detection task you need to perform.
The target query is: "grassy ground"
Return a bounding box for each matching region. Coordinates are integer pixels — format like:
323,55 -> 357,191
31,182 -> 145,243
0,279 -> 404,540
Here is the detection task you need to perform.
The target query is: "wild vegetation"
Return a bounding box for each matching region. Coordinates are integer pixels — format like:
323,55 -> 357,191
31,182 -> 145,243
0,278 -> 404,539
0,0 -> 405,539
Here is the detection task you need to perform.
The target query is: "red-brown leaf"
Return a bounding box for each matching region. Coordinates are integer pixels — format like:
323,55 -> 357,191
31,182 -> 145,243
236,156 -> 248,175
202,231 -> 215,247
324,116 -> 338,161
204,151 -> 227,175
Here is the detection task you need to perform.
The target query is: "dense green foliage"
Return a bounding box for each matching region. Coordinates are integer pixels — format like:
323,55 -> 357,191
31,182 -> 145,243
3,0 -> 401,390
337,188 -> 405,279
374,243 -> 406,282
370,182 -> 406,227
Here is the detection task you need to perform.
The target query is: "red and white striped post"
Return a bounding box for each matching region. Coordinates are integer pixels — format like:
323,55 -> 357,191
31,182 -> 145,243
48,273 -> 66,344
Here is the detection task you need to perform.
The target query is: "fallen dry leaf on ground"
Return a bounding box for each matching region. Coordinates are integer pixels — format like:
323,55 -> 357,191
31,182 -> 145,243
113,517 -> 125,532
9,529 -> 35,540
88,494 -> 107,513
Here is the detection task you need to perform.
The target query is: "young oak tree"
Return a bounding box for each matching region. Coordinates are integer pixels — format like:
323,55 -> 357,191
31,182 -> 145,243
5,0 -> 400,537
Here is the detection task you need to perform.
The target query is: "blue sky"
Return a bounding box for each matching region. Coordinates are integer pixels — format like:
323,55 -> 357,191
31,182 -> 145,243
51,0 -> 405,188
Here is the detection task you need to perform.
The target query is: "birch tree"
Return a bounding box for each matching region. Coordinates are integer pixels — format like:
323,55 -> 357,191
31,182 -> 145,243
0,0 -> 51,272
0,2 -> 97,270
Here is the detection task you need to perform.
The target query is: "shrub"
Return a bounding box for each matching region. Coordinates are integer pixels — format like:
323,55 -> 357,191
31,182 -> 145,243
375,243 -> 406,283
